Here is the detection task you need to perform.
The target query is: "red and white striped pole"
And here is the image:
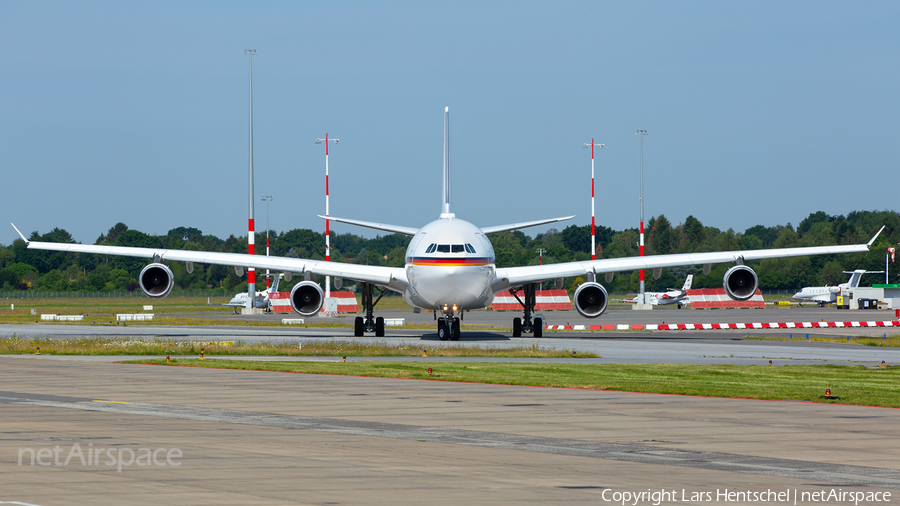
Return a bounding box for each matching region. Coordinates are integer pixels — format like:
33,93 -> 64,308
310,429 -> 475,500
636,129 -> 648,304
316,134 -> 339,299
262,195 -> 273,288
244,49 -> 257,311
583,140 -> 604,260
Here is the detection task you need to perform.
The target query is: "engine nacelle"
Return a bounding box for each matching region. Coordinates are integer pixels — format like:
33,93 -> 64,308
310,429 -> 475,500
723,265 -> 758,301
290,281 -> 325,316
139,263 -> 174,299
573,282 -> 609,318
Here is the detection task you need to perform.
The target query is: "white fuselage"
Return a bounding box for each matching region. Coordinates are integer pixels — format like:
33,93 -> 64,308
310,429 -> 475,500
402,217 -> 496,311
792,285 -> 841,304
626,290 -> 688,306
226,291 -> 270,308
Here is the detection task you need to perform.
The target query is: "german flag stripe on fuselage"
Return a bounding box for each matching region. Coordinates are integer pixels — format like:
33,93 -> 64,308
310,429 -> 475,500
408,257 -> 493,267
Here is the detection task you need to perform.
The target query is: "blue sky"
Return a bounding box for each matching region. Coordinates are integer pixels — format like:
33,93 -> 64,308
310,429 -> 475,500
2,1 -> 897,245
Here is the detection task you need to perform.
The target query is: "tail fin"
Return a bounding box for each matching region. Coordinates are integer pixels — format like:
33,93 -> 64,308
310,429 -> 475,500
683,275 -> 693,291
268,273 -> 282,293
441,107 -> 452,217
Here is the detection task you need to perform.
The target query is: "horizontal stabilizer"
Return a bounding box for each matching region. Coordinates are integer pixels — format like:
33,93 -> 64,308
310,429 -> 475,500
481,216 -> 574,235
318,215 -> 419,236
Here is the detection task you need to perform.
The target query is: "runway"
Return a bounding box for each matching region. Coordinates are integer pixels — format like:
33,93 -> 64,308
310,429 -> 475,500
1,358 -> 898,505
2,304 -> 898,366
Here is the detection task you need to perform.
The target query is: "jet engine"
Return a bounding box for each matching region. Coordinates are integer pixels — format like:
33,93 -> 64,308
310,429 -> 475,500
290,281 -> 325,316
573,282 -> 609,318
723,265 -> 758,301
139,263 -> 174,299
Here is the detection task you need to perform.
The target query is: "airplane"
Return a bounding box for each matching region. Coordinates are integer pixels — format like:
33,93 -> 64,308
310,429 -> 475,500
792,269 -> 883,307
223,273 -> 282,313
11,108 -> 885,341
624,275 -> 692,308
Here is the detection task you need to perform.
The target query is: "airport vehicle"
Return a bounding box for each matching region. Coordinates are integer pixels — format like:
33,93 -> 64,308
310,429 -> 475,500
792,269 -> 882,307
12,108 -> 884,341
224,274 -> 282,313
624,275 -> 692,308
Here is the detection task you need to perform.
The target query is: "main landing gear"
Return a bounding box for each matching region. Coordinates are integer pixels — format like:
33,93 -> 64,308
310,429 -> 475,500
354,283 -> 385,337
435,306 -> 461,341
509,284 -> 543,338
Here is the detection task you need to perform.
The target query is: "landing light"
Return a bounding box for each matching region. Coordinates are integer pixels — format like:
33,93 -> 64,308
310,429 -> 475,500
452,304 -> 458,311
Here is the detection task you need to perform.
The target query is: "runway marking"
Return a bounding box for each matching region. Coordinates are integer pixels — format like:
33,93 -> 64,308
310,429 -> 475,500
92,400 -> 132,404
5,390 -> 900,489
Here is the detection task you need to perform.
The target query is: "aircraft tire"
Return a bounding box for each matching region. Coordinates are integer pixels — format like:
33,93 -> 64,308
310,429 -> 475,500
533,317 -> 542,338
375,316 -> 385,337
354,317 -> 364,337
512,317 -> 522,338
450,318 -> 460,341
438,320 -> 450,341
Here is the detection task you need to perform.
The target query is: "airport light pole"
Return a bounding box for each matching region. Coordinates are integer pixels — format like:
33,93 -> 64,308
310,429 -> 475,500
244,49 -> 257,311
536,248 -> 546,290
262,196 -> 273,288
316,134 -> 339,299
583,140 -> 604,260
636,129 -> 648,305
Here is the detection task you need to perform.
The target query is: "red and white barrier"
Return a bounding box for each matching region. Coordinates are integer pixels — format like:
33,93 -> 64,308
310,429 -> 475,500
540,320 -> 900,331
491,290 -> 572,311
268,292 -> 293,313
687,288 -> 765,309
330,291 -> 359,312
644,320 -> 900,331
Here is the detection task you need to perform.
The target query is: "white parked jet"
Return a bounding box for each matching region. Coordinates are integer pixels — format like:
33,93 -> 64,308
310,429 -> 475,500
624,275 -> 693,308
12,108 -> 884,340
224,274 -> 282,313
792,269 -> 882,307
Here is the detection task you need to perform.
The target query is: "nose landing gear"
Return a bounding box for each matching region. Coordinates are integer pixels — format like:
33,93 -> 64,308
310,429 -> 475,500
435,305 -> 461,341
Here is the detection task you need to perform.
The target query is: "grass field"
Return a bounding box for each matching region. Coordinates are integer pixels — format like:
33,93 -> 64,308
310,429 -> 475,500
0,337 -> 597,358
126,359 -> 900,408
745,334 -> 900,347
0,295 -> 498,329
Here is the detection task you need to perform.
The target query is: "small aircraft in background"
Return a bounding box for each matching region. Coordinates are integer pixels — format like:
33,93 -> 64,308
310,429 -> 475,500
792,269 -> 882,307
624,275 -> 693,308
224,274 -> 282,313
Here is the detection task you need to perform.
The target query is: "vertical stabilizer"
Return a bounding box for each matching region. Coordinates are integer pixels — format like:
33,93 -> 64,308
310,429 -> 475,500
268,273 -> 282,294
683,274 -> 693,291
843,269 -> 866,289
441,107 -> 452,217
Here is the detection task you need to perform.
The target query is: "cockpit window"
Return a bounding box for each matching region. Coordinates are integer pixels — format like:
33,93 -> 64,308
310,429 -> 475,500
436,244 -> 450,253
451,244 -> 464,253
425,243 -> 437,253
465,243 -> 476,253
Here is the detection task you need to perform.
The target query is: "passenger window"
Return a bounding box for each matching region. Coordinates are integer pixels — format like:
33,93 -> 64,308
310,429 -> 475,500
425,243 -> 436,253
437,244 -> 450,253
465,243 -> 476,253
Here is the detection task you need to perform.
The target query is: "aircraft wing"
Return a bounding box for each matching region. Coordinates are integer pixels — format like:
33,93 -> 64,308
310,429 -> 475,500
492,227 -> 883,291
480,216 -> 575,235
318,215 -> 419,236
17,233 -> 407,289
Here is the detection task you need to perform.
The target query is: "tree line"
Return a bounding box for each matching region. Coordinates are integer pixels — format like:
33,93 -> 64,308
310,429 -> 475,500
1,210 -> 897,295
